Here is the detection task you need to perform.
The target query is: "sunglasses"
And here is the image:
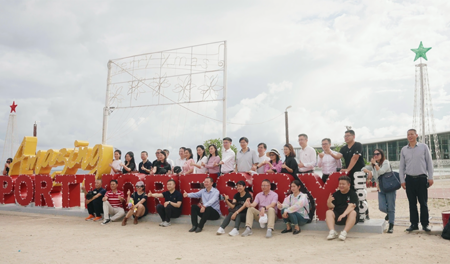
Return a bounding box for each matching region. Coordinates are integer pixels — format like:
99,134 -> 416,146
155,152 -> 161,154
373,153 -> 381,156
6,161 -> 11,163
136,185 -> 144,188
269,153 -> 275,156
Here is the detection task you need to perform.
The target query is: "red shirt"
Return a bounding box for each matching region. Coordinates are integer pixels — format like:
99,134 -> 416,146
105,190 -> 124,208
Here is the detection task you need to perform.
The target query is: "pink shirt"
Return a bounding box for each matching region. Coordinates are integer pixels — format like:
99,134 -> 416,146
183,159 -> 195,173
264,160 -> 283,173
205,156 -> 220,174
254,190 -> 278,213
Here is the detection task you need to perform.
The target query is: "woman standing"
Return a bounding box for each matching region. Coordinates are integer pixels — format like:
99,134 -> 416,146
109,150 -> 122,174
121,151 -> 136,174
122,181 -> 148,226
362,149 -> 395,233
152,151 -> 172,175
205,145 -> 221,177
261,148 -> 283,173
182,148 -> 195,174
278,180 -> 310,234
281,144 -> 299,180
193,145 -> 208,174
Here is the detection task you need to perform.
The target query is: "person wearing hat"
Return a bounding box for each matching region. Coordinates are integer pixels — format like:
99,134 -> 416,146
260,148 -> 283,173
152,151 -> 172,175
122,181 -> 148,226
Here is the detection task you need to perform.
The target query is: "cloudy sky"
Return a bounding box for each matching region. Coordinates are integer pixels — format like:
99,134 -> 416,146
1,0 -> 450,162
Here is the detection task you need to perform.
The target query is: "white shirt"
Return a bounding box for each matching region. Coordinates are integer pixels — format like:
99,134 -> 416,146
195,156 -> 208,174
317,150 -> 342,175
221,148 -> 236,173
175,158 -> 186,170
298,146 -> 317,172
110,160 -> 122,174
167,158 -> 174,169
256,153 -> 270,174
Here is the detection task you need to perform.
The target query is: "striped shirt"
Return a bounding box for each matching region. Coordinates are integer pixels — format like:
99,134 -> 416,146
105,190 -> 124,208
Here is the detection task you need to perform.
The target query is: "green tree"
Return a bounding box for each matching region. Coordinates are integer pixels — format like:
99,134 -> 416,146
203,138 -> 238,159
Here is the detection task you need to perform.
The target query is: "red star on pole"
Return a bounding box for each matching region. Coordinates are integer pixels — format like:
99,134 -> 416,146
10,101 -> 18,113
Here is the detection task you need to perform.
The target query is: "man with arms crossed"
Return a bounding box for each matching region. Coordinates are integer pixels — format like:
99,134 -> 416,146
400,129 -> 434,232
326,176 -> 358,241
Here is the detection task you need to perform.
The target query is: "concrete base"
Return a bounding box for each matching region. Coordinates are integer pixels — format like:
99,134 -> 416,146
0,204 -> 387,234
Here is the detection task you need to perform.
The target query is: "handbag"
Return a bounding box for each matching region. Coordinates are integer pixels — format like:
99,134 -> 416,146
378,165 -> 401,193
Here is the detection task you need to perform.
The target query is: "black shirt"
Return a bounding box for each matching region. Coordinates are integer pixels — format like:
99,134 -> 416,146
131,192 -> 148,215
155,161 -> 171,174
233,191 -> 252,214
162,190 -> 183,210
332,189 -> 359,215
139,160 -> 152,174
339,142 -> 365,172
92,188 -> 106,199
281,156 -> 299,180
122,161 -> 136,174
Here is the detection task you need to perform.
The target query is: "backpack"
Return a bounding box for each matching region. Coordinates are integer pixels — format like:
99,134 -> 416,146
442,221 -> 450,240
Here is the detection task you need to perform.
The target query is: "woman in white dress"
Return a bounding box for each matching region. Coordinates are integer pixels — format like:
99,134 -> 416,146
193,145 -> 208,174
109,149 -> 122,174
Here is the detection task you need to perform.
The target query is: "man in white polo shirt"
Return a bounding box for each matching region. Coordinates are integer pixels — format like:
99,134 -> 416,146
297,134 -> 317,174
220,137 -> 235,175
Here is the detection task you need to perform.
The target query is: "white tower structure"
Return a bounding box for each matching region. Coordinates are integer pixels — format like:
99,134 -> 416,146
2,101 -> 18,164
411,42 -> 441,165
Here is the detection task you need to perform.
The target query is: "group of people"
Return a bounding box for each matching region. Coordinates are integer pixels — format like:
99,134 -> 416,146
4,128 -> 434,239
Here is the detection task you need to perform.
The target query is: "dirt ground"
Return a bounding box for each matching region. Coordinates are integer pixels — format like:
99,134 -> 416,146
1,180 -> 449,264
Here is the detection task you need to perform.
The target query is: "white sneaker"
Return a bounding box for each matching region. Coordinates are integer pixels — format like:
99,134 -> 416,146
216,227 -> 225,235
159,222 -> 165,226
327,230 -> 338,240
228,228 -> 239,236
162,221 -> 171,227
241,227 -> 253,237
339,230 -> 347,241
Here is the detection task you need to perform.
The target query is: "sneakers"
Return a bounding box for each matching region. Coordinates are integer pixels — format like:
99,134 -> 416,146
216,227 -> 225,235
266,228 -> 273,238
327,230 -> 338,240
85,214 -> 95,221
93,216 -> 102,222
228,228 -> 239,236
338,230 -> 347,241
159,222 -> 165,226
241,227 -> 253,237
101,219 -> 111,225
162,221 -> 171,227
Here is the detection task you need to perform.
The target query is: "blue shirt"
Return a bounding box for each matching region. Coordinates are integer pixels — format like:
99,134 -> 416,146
187,187 -> 221,215
399,142 -> 433,183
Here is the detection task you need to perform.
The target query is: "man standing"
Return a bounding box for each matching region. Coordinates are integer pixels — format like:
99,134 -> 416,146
297,134 -> 317,174
399,129 -> 434,232
241,179 -> 278,238
336,130 -> 365,188
101,180 -> 125,225
254,143 -> 270,174
139,151 -> 152,174
184,177 -> 221,233
164,149 -> 175,169
318,138 -> 342,183
325,176 -> 359,241
82,179 -> 106,222
235,137 -> 258,173
220,137 -> 235,175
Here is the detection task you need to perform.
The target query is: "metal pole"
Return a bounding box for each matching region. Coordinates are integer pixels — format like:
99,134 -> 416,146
102,61 -> 112,144
285,110 -> 289,144
419,63 -> 425,143
222,41 -> 227,138
33,122 -> 37,137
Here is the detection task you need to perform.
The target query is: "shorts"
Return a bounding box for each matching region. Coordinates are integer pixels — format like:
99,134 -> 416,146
334,209 -> 358,226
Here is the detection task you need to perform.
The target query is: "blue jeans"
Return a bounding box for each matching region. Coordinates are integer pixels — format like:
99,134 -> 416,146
281,209 -> 308,226
378,189 -> 396,224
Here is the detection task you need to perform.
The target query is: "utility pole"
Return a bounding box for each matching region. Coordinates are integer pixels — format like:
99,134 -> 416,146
33,122 -> 37,137
285,106 -> 291,144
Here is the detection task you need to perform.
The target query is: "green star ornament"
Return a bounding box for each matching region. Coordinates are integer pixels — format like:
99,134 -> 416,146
411,41 -> 432,61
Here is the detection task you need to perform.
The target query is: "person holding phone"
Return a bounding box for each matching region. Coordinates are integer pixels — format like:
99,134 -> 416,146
216,180 -> 252,236
2,158 -> 12,175
363,149 -> 395,233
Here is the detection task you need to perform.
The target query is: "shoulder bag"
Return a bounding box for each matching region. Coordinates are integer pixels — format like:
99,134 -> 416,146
378,165 -> 401,193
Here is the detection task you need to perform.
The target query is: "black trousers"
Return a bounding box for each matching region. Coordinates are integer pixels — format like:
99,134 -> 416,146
322,174 -> 330,183
190,205 -> 220,228
156,204 -> 181,222
87,197 -> 103,217
405,176 -> 429,227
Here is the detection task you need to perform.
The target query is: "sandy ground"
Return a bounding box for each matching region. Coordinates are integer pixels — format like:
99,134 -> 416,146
1,180 -> 450,264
